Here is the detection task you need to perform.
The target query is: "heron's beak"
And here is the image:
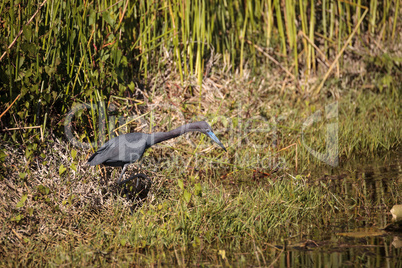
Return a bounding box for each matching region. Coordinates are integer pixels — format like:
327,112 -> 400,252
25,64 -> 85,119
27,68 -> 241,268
206,130 -> 227,151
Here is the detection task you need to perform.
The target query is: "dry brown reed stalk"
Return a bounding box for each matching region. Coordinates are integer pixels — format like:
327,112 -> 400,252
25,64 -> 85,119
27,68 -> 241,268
314,7 -> 369,95
0,138 -> 155,246
0,94 -> 21,119
0,0 -> 48,62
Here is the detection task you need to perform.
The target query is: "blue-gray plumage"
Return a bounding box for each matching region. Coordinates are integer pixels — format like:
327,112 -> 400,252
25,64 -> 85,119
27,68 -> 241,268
87,121 -> 226,184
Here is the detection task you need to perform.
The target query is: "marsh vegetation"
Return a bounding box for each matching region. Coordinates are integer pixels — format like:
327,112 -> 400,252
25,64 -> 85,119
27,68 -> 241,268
0,0 -> 401,266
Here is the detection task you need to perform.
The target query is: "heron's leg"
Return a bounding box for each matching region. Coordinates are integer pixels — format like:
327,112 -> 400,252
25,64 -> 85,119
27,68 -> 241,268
117,164 -> 129,184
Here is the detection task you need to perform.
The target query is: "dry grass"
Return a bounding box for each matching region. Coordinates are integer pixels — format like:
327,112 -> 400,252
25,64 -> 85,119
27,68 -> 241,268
1,44 -> 401,264
1,1 -> 401,264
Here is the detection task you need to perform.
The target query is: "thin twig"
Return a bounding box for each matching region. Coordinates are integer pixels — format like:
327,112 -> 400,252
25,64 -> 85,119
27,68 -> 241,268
300,31 -> 331,67
2,126 -> 44,142
0,0 -> 48,62
3,126 -> 41,131
247,40 -> 296,80
314,7 -> 369,95
0,94 -> 20,119
268,247 -> 285,268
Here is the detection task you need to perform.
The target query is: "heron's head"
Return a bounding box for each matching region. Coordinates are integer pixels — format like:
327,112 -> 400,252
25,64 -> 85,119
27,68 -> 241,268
189,121 -> 227,151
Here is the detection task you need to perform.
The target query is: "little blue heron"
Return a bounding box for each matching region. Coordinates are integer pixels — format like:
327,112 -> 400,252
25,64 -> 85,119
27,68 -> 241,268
87,121 -> 226,184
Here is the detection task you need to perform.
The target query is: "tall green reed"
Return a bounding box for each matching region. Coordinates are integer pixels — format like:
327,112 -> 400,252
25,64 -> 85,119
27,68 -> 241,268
1,0 -> 400,138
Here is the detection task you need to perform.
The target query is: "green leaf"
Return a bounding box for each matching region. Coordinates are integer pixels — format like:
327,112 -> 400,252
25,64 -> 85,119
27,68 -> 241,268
25,148 -> 33,159
112,49 -> 122,65
194,183 -> 202,197
45,66 -> 56,76
21,42 -> 35,55
183,190 -> 191,203
89,10 -> 96,26
55,58 -> 61,66
18,56 -> 25,68
28,207 -> 34,216
177,179 -> 184,190
23,25 -> 32,40
70,163 -> 77,172
71,149 -> 77,160
120,239 -> 127,246
128,82 -> 135,92
69,31 -> 76,45
37,185 -> 50,195
121,56 -> 128,67
59,164 -> 67,176
11,214 -> 24,223
0,150 -> 7,162
16,194 -> 28,208
102,12 -> 115,27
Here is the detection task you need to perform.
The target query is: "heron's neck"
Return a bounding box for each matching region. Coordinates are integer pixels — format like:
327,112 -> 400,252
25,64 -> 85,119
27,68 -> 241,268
147,123 -> 197,147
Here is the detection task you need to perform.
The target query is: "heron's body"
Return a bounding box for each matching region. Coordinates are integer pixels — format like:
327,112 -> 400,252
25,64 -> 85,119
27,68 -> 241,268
87,121 -> 226,184
87,133 -> 149,167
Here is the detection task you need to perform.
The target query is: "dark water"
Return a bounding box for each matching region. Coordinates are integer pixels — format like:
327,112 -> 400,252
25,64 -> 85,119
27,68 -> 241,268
273,151 -> 402,267
273,234 -> 401,267
141,151 -> 402,267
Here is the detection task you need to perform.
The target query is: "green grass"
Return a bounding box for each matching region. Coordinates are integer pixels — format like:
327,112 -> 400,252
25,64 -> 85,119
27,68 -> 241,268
1,0 -> 401,139
1,79 -> 401,265
0,0 -> 401,265
1,156 -> 400,266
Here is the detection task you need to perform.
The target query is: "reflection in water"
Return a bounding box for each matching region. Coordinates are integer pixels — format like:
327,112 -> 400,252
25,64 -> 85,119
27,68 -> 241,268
275,235 -> 402,267
157,151 -> 402,267
273,151 -> 402,267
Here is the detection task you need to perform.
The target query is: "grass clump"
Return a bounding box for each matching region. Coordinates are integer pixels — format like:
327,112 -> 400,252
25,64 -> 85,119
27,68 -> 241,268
0,0 -> 401,265
2,141 -> 400,266
1,74 -> 401,265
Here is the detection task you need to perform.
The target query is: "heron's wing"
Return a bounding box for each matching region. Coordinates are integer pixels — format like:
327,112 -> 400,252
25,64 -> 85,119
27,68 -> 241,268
87,139 -> 115,166
87,133 -> 148,166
